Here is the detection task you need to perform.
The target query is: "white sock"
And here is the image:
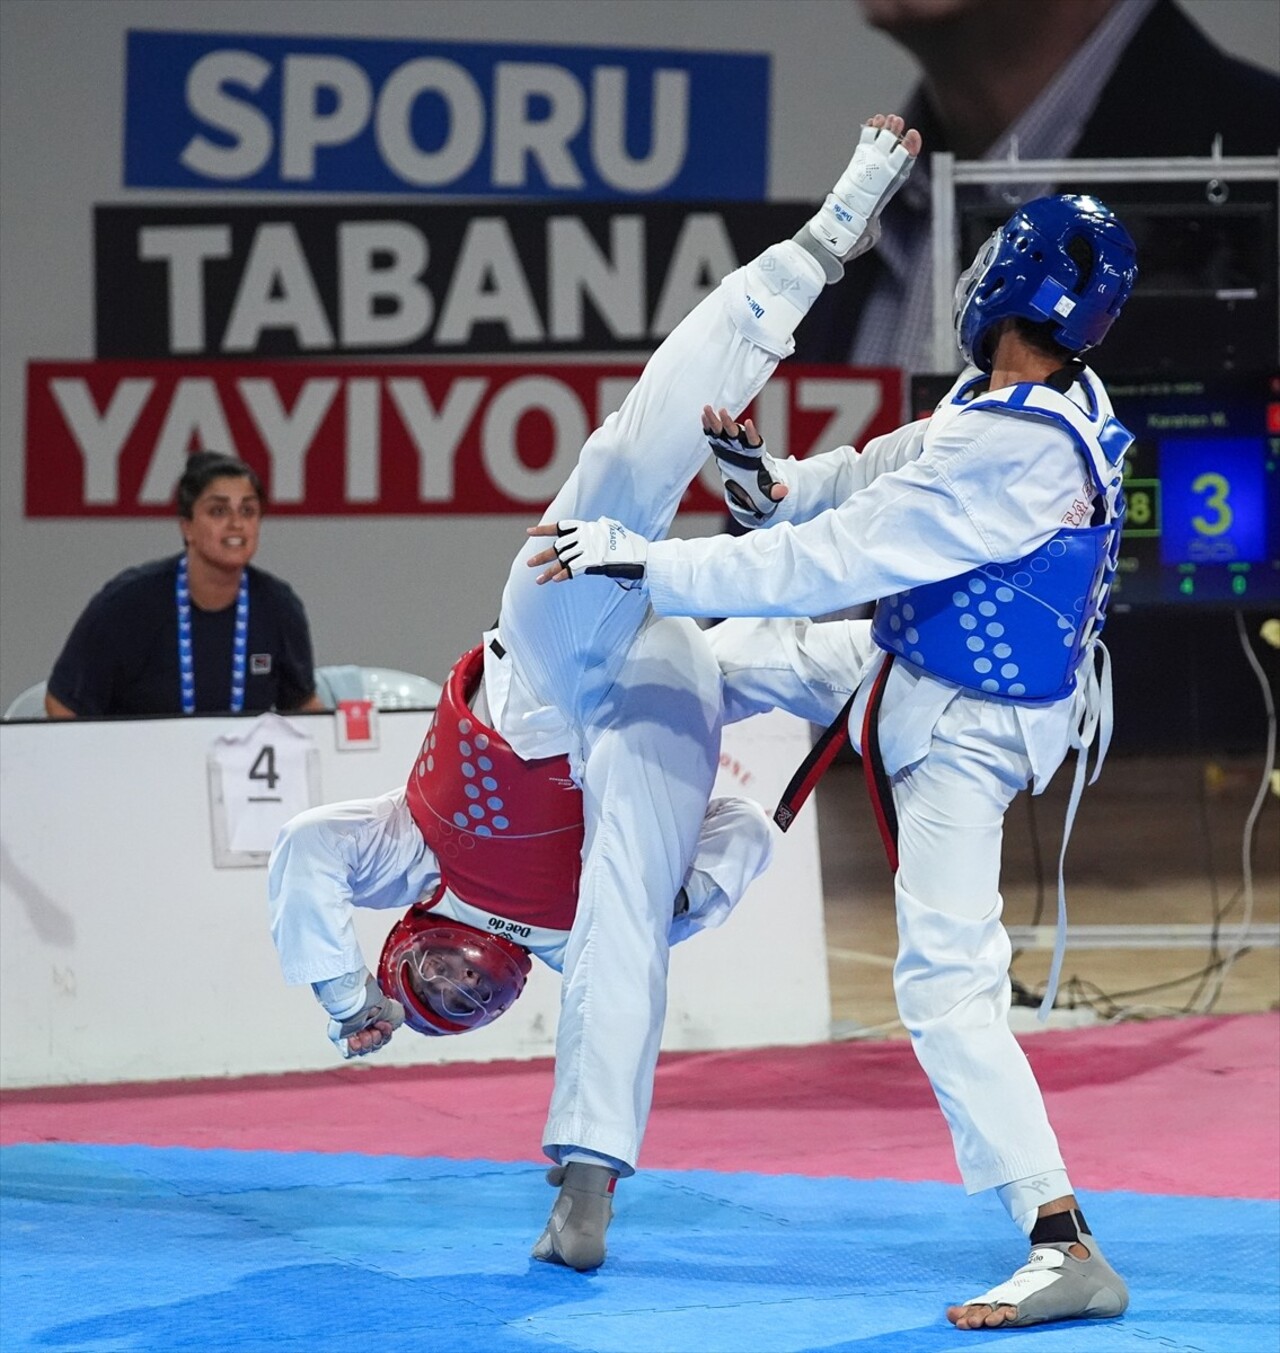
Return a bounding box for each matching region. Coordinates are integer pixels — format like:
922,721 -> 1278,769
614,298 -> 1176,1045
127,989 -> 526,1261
562,1148 -> 624,1175
997,1169 -> 1074,1237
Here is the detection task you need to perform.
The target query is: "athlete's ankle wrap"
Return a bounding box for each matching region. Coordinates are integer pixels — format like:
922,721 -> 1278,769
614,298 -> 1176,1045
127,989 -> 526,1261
1030,1208 -> 1091,1245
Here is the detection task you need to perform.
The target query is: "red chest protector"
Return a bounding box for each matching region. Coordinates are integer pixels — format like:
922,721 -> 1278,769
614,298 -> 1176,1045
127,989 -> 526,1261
405,645 -> 583,930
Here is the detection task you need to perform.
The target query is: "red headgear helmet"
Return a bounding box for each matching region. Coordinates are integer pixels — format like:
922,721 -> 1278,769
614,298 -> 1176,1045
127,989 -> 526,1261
377,904 -> 532,1036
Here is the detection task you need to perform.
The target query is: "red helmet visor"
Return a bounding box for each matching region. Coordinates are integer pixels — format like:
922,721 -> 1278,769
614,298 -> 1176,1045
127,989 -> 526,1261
378,908 -> 531,1036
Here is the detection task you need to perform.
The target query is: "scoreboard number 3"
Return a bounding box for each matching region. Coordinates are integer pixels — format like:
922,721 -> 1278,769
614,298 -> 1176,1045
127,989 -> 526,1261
1190,472 -> 1232,537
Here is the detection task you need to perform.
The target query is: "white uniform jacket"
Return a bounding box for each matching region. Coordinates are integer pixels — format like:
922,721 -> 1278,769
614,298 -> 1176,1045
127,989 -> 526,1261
647,366 -> 1114,791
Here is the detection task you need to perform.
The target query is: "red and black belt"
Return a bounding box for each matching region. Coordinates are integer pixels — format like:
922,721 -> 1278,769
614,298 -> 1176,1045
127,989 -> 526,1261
773,654 -> 899,872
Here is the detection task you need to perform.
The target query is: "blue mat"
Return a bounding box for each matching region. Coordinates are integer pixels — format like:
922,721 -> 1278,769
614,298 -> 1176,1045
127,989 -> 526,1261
2,1143 -> 1276,1352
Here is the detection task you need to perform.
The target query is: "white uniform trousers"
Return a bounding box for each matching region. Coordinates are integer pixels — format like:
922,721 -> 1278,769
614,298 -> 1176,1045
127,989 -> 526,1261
710,615 -> 1067,1194
493,244 -> 821,1173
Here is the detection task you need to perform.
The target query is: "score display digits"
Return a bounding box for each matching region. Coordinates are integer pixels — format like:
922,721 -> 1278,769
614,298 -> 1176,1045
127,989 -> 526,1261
1107,371 -> 1279,609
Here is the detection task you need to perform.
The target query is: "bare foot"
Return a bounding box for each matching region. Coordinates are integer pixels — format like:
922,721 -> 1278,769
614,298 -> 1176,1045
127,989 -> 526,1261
866,111 -> 923,159
946,1301 -> 1019,1329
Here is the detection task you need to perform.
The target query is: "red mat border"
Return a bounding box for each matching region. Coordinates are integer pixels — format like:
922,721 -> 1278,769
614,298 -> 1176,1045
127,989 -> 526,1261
4,1013 -> 1276,1200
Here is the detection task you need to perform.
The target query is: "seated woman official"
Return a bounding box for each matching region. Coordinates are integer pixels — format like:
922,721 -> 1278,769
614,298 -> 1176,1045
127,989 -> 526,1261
45,451 -> 323,718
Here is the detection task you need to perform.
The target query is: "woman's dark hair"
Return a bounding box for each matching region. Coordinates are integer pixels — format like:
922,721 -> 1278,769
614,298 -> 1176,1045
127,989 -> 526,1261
176,452 -> 265,519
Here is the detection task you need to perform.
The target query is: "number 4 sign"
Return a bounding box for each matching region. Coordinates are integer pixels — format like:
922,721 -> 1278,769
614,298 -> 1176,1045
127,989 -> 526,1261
207,712 -> 320,867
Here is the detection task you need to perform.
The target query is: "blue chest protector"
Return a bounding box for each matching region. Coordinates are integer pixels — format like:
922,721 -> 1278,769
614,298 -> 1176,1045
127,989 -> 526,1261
871,372 -> 1133,704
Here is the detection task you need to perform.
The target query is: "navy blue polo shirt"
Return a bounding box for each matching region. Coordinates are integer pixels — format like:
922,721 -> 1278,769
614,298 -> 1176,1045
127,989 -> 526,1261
48,554 -> 316,716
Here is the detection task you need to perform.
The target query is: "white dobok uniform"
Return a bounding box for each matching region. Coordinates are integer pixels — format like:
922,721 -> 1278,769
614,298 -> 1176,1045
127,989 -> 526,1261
271,238 -> 830,1175
645,366 -> 1121,1195
483,238 -> 828,1173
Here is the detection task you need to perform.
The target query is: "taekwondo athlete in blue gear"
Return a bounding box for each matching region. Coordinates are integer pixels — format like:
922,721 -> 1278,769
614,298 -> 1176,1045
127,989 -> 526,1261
529,194 -> 1138,1330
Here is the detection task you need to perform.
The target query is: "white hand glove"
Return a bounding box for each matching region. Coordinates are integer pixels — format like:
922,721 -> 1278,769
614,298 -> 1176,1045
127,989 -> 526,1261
808,120 -> 916,263
549,518 -> 648,584
320,972 -> 405,1060
708,423 -> 786,527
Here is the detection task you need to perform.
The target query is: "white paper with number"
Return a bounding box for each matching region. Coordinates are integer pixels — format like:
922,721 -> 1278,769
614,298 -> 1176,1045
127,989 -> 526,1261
207,712 -> 321,866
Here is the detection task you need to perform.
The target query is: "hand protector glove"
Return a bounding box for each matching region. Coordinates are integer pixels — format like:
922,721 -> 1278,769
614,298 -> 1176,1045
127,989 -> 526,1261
807,120 -> 916,264
549,518 -> 648,583
709,423 -> 786,527
325,972 -> 405,1060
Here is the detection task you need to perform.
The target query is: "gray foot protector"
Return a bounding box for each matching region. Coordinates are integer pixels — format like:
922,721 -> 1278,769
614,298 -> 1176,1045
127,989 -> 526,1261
531,1163 -> 615,1271
960,1235 -> 1129,1327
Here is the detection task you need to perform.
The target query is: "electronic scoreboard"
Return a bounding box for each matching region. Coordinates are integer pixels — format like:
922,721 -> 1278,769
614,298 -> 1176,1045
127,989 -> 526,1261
910,370 -> 1280,609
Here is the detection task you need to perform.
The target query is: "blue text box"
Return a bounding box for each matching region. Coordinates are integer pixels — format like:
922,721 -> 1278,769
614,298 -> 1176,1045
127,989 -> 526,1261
124,30 -> 769,199
1159,436 -> 1267,565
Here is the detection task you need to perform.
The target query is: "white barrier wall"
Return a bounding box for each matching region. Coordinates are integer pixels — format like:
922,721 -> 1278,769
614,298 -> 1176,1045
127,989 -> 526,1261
0,708 -> 827,1088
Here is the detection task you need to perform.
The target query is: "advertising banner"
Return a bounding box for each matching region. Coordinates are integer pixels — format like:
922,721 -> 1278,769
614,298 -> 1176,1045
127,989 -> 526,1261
94,202 -> 808,358
123,31 -> 769,199
25,360 -> 900,516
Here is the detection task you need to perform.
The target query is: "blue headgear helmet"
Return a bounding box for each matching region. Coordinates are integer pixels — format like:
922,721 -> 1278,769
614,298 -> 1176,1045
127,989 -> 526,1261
954,194 -> 1138,372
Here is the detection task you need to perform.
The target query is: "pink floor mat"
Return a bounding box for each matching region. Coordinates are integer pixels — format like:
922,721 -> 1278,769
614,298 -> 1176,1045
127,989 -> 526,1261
4,1011 -> 1275,1200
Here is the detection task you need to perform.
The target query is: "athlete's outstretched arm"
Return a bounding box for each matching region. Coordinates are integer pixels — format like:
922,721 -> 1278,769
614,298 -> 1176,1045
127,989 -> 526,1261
268,790 -> 439,1057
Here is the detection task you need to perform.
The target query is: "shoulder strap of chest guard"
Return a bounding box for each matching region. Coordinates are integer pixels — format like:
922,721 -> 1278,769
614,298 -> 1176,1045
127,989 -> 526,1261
961,369 -> 1133,498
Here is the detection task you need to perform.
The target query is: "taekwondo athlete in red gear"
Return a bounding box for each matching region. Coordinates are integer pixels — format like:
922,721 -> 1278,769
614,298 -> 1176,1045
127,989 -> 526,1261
270,114 -> 921,1273
270,643 -> 774,1038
